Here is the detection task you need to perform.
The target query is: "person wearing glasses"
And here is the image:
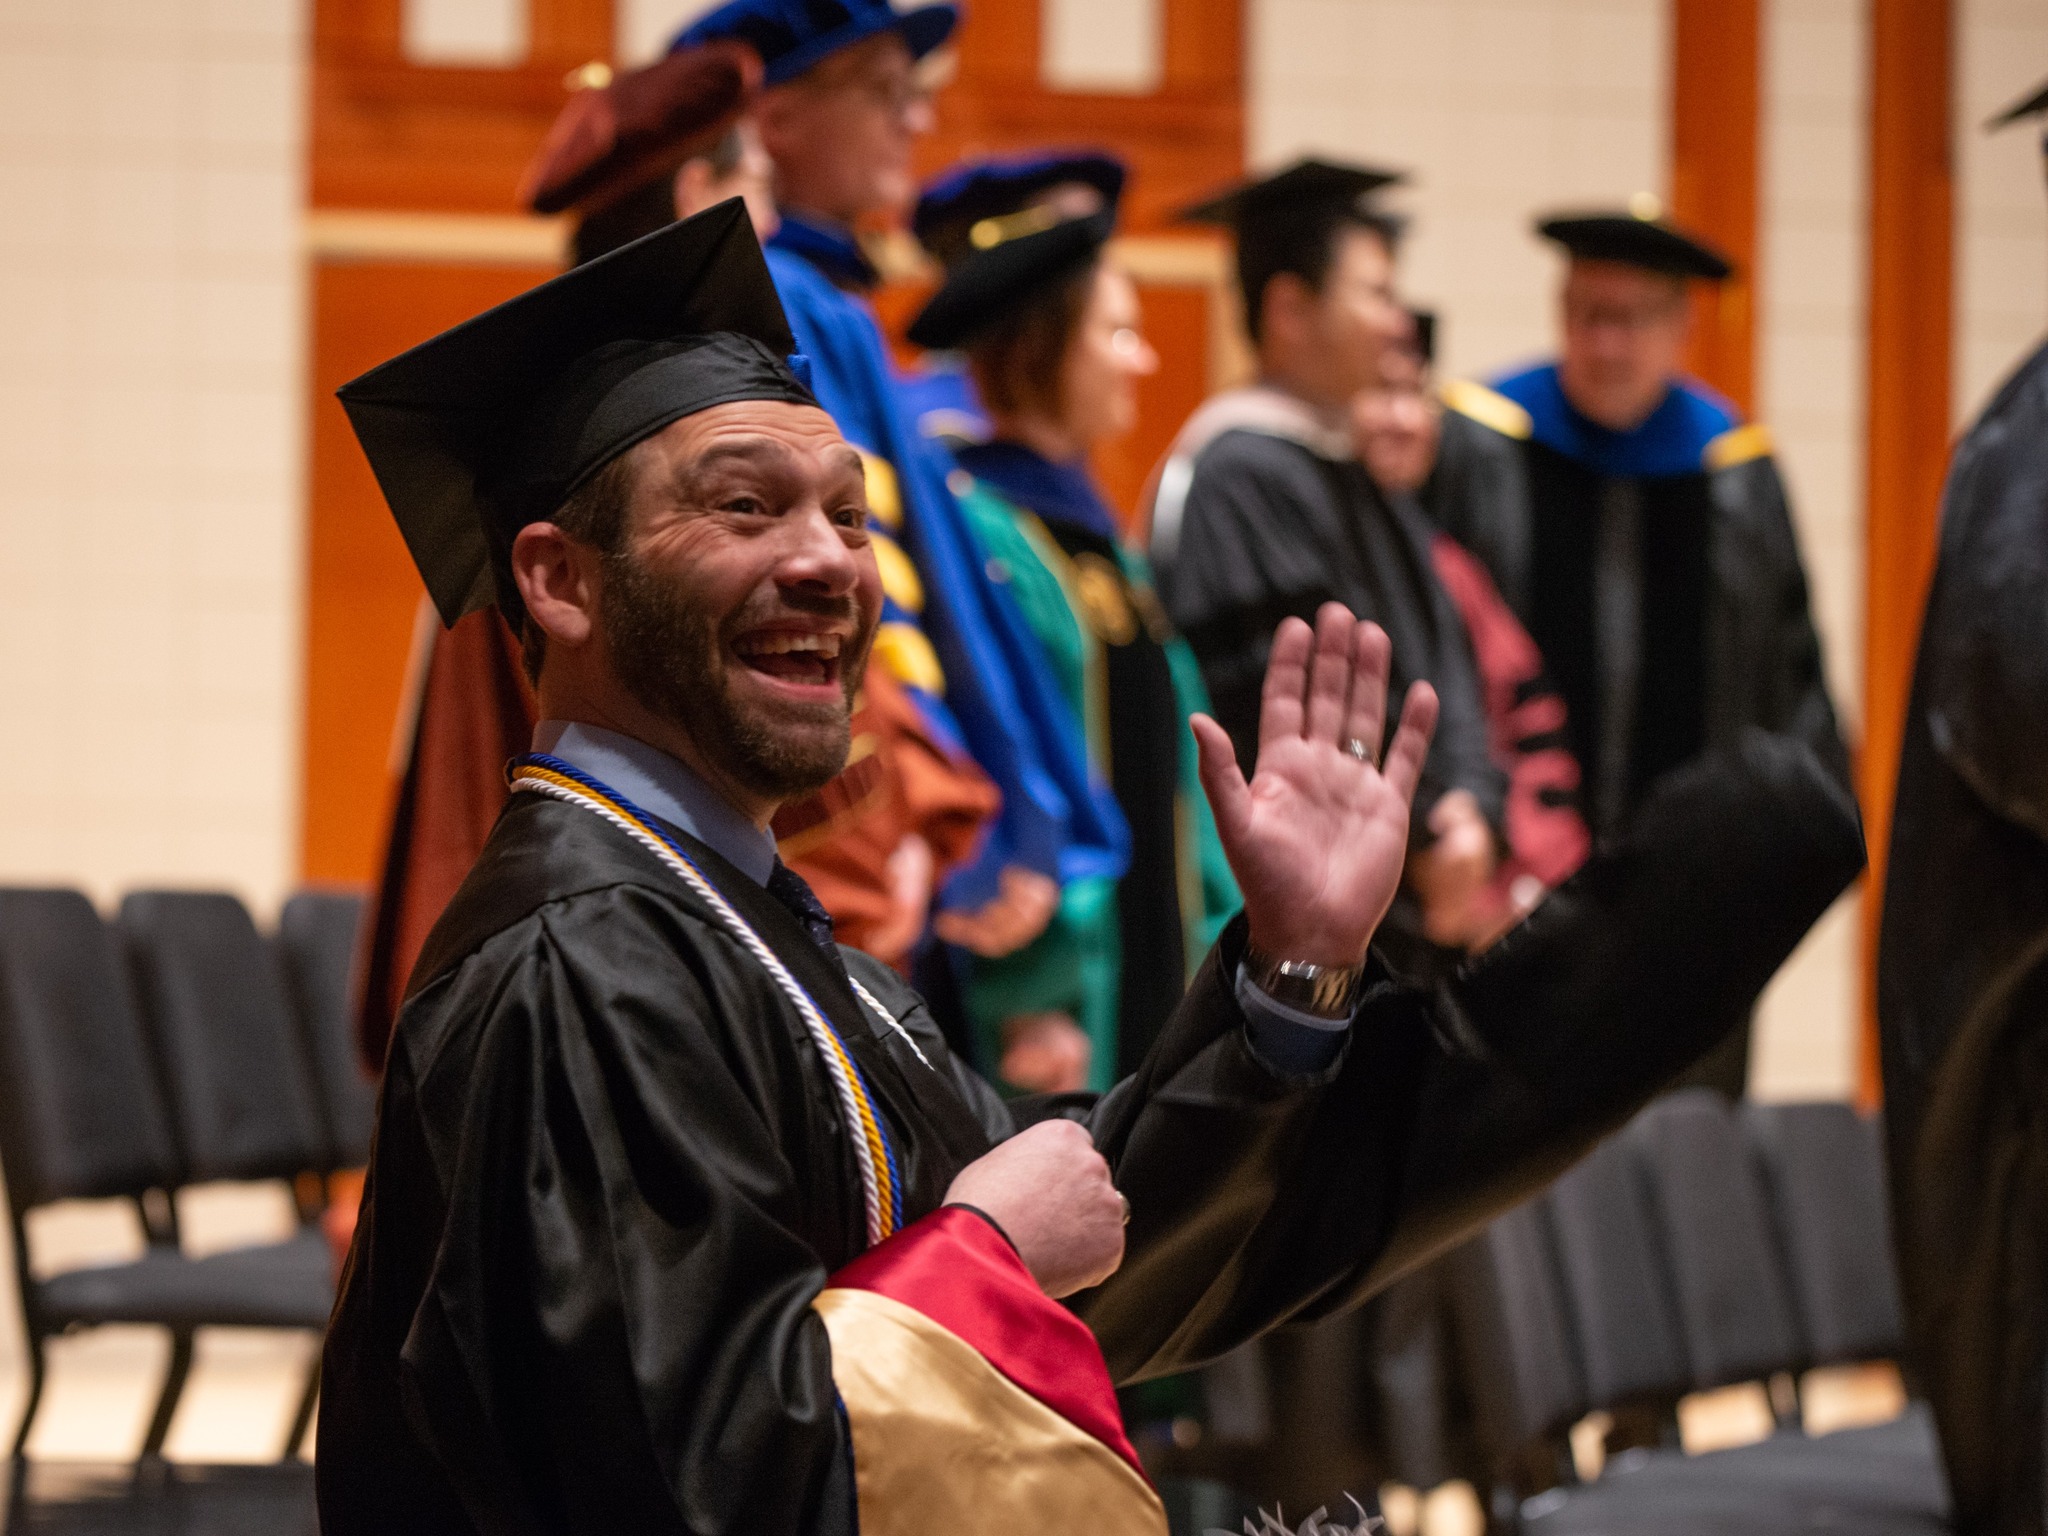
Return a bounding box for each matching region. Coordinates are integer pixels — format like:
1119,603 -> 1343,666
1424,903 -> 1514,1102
902,154 -> 1240,1094
670,0 -> 1134,1007
1434,202 -> 1849,1095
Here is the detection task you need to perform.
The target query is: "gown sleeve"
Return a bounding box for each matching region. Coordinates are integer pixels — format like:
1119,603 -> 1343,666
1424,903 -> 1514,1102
1073,730 -> 1864,1383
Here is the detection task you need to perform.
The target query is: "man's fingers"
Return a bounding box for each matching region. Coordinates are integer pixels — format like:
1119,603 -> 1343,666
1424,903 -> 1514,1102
1257,617 -> 1313,749
1191,714 -> 1252,847
1381,681 -> 1439,805
1342,622 -> 1392,761
1303,603 -> 1355,743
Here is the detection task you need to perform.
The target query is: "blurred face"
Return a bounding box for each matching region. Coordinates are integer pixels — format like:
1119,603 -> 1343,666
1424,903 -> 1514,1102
1263,225 -> 1408,407
1055,264 -> 1157,453
1353,343 -> 1440,496
1557,260 -> 1691,430
756,33 -> 936,226
602,401 -> 882,800
674,119 -> 780,242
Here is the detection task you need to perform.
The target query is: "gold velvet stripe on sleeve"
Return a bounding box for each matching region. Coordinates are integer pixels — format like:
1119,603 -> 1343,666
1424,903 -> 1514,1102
814,1286 -> 1167,1536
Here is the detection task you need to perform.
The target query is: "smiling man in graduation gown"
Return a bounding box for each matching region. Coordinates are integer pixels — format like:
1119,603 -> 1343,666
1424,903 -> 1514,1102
316,203 -> 1866,1535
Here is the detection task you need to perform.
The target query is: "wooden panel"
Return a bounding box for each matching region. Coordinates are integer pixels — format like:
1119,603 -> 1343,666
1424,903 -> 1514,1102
1859,0 -> 1953,1107
1669,0 -> 1760,415
303,259 -> 559,884
917,0 -> 1243,234
312,0 -> 612,212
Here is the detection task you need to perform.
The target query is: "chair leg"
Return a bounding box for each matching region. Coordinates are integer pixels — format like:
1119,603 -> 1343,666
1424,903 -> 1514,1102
9,1337 -> 47,1460
140,1328 -> 195,1460
283,1352 -> 321,1460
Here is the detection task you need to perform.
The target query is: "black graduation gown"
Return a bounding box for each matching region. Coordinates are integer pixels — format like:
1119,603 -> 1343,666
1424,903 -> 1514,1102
1878,338 -> 2048,1536
1152,425 -> 1507,833
318,731 -> 1863,1534
1430,382 -> 1850,836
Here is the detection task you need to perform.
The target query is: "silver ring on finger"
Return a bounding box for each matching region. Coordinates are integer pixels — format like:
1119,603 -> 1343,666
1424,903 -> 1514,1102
1117,1192 -> 1131,1226
1344,736 -> 1373,764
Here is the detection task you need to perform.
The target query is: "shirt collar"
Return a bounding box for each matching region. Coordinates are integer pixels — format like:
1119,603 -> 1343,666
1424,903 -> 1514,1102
768,211 -> 880,292
532,720 -> 779,887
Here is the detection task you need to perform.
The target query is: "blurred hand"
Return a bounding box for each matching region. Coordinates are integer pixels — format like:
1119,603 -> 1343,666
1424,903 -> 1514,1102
944,1119 -> 1125,1297
865,833 -> 935,966
1193,604 -> 1438,968
933,866 -> 1058,958
997,1011 -> 1091,1094
1408,790 -> 1499,948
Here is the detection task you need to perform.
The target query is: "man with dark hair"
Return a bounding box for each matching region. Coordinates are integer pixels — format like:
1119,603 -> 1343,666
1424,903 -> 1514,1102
317,203 -> 1860,1535
1880,76 -> 2048,1536
1433,199 -> 1849,1093
1147,159 -> 1507,956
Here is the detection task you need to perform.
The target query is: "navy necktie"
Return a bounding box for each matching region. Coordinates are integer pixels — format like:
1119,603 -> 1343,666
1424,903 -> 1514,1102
766,859 -> 838,954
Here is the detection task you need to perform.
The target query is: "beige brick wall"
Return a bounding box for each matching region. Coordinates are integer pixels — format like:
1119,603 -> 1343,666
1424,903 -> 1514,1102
0,0 -> 306,916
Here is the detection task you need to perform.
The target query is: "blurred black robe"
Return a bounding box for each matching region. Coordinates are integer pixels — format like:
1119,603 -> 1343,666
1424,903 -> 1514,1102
1148,392 -> 1507,834
1879,338 -> 2048,1536
319,734 -> 1863,1534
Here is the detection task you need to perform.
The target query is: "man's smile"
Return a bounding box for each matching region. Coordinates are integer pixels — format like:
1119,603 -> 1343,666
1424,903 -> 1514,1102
731,625 -> 850,694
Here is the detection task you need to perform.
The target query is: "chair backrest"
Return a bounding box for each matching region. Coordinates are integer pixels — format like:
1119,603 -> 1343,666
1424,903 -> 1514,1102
275,891 -> 376,1170
1442,1196 -> 1588,1470
119,891 -> 328,1186
0,889 -> 182,1211
1740,1100 -> 1905,1366
1544,1134 -> 1691,1411
1624,1089 -> 1806,1390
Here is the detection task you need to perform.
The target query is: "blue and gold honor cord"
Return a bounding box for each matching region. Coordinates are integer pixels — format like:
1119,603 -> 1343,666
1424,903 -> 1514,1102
510,753 -> 905,1245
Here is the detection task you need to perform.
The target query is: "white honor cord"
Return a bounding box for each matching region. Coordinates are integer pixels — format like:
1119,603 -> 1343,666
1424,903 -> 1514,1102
847,976 -> 933,1071
513,775 -> 890,1246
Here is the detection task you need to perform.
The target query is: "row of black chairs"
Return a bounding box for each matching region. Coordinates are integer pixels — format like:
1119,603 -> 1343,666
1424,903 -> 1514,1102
0,887 -> 370,1461
1438,1090 -> 1947,1533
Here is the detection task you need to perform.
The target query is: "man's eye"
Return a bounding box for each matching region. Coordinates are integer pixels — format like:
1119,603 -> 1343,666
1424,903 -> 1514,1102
833,504 -> 868,529
721,495 -> 767,515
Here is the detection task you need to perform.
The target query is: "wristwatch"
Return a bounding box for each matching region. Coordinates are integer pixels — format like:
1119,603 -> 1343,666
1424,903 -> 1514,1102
1242,943 -> 1362,1019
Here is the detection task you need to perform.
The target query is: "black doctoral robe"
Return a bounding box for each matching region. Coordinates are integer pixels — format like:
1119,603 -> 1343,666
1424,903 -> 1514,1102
318,730 -> 1862,1534
1878,338 -> 2048,1536
1148,391 -> 1506,836
1430,371 -> 1850,1094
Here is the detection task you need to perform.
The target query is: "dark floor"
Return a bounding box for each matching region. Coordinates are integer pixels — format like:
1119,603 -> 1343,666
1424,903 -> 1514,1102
1,1462 -> 315,1536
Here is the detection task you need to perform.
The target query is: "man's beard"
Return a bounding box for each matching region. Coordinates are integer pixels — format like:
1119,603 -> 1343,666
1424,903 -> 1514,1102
602,549 -> 868,802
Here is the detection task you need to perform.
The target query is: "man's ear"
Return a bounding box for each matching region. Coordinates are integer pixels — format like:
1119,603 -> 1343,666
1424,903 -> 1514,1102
1260,271 -> 1313,353
511,522 -> 598,651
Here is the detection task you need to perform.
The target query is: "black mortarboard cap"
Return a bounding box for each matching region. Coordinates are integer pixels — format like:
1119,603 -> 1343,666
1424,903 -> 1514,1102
906,206 -> 1117,351
1178,157 -> 1405,228
1536,198 -> 1734,280
1987,76 -> 2048,129
337,199 -> 816,626
913,151 -> 1126,269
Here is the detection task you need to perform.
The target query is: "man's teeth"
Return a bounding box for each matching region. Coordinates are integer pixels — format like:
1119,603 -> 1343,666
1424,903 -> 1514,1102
740,633 -> 842,659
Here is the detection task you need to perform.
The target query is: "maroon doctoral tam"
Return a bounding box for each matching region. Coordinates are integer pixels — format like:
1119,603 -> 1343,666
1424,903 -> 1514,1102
519,40 -> 761,217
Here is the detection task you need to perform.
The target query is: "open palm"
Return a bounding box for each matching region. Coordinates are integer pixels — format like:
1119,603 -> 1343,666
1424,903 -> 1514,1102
1193,605 -> 1439,969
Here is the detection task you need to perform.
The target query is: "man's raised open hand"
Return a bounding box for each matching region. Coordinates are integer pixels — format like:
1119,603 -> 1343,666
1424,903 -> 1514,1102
1192,604 -> 1439,969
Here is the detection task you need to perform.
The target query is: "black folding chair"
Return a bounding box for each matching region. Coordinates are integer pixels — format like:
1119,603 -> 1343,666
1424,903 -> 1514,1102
1739,1100 -> 1904,1367
1441,1197 -> 1587,1525
117,890 -> 341,1458
1622,1089 -> 1807,1407
275,890 -> 375,1174
0,890 -> 333,1463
